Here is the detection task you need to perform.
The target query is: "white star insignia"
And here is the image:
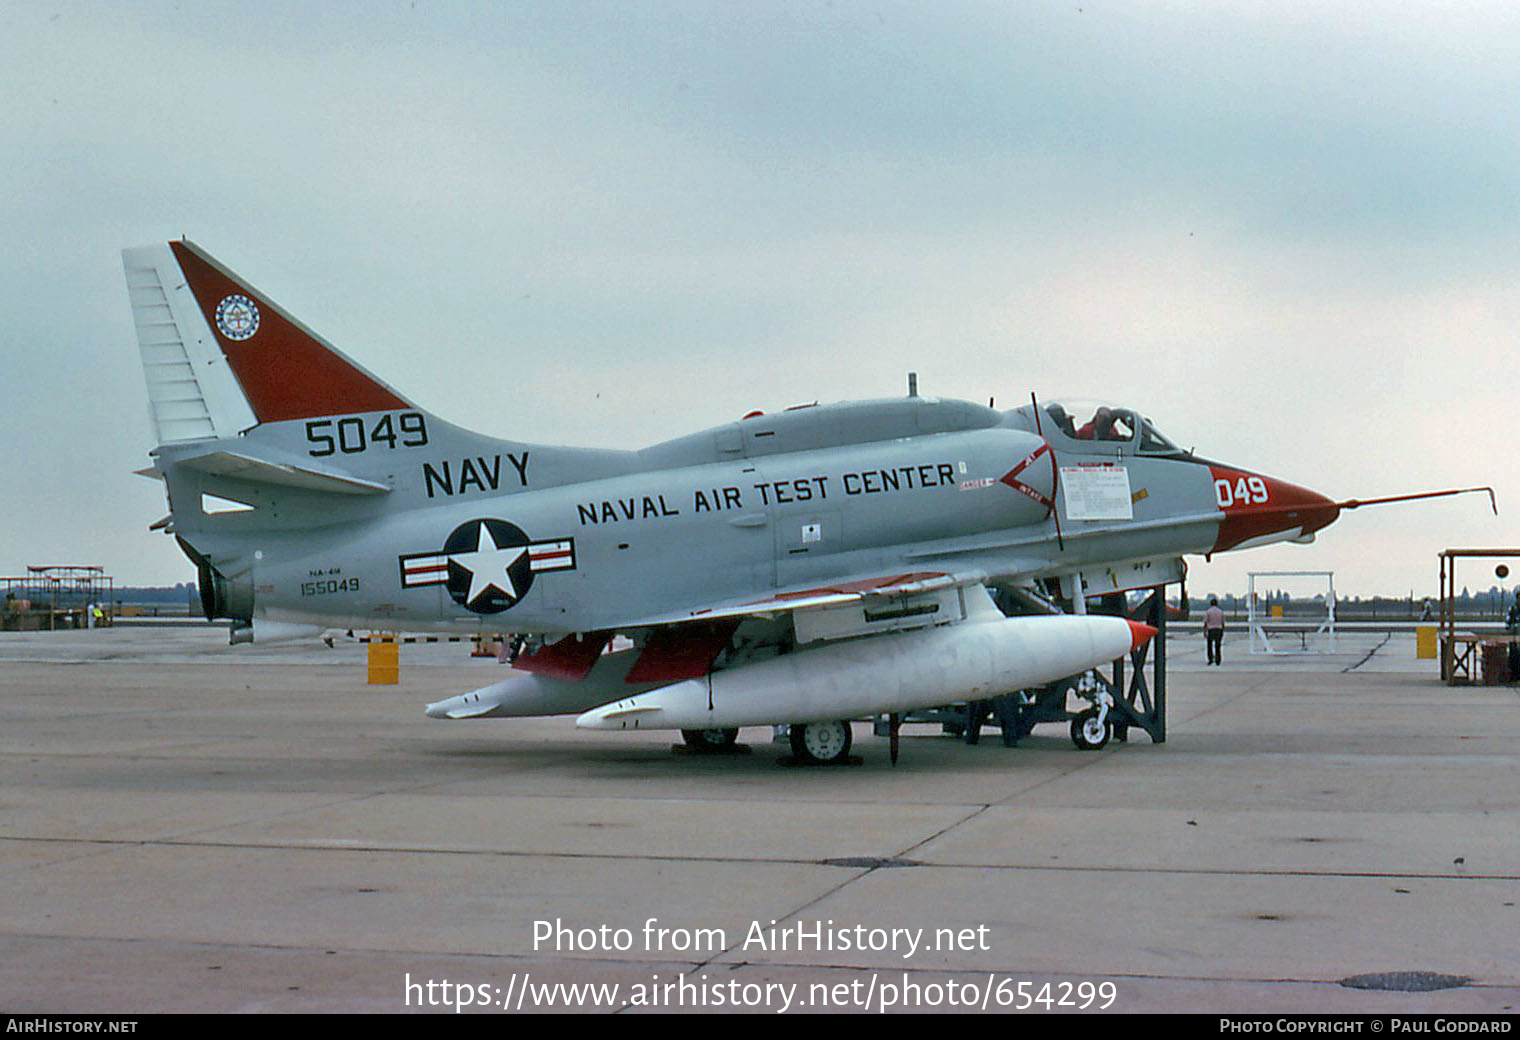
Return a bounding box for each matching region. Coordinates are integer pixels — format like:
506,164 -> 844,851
449,523 -> 527,605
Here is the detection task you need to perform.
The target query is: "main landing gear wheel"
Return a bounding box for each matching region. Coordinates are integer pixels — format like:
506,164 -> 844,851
682,728 -> 740,750
789,720 -> 853,765
1070,709 -> 1112,751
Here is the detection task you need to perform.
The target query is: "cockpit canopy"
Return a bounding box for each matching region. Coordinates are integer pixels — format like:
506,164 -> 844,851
1035,400 -> 1182,454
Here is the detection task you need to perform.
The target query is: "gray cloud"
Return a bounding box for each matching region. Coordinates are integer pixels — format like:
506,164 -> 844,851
1,1 -> 1514,593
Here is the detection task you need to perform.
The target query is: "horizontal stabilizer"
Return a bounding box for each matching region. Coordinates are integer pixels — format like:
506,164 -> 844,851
178,449 -> 392,495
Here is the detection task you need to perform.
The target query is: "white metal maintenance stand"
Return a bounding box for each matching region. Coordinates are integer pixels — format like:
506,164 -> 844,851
1247,571 -> 1337,655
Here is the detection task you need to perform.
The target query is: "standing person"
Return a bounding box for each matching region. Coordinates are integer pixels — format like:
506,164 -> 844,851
1507,595 -> 1520,681
1204,597 -> 1226,666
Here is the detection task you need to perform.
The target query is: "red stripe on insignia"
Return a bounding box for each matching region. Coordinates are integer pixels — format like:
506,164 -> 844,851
996,440 -> 1055,515
1002,442 -> 1050,481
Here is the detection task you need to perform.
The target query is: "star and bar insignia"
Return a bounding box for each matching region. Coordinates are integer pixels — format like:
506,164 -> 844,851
399,518 -> 575,614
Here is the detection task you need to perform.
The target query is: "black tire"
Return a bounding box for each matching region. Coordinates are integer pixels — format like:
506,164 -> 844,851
1070,709 -> 1111,751
788,720 -> 853,764
681,728 -> 739,749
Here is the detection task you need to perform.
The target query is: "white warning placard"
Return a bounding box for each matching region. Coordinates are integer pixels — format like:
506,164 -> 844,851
1061,466 -> 1134,521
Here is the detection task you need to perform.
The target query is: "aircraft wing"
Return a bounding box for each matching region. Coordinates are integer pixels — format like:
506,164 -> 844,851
614,568 -> 993,629
903,510 -> 1220,563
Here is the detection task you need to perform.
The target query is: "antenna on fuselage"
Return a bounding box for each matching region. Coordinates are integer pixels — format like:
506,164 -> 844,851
1031,391 -> 1065,553
907,372 -> 918,397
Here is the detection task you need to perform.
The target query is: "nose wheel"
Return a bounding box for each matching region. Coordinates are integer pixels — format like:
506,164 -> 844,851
1070,708 -> 1112,750
1069,671 -> 1114,750
789,720 -> 853,765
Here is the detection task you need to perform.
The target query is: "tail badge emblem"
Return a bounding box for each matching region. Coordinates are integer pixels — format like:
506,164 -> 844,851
215,294 -> 260,341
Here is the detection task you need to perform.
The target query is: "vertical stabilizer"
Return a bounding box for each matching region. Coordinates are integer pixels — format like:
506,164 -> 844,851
122,241 -> 414,445
123,243 -> 258,444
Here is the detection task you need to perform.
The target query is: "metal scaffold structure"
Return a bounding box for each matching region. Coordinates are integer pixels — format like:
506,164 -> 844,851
1437,548 -> 1520,685
1,565 -> 115,631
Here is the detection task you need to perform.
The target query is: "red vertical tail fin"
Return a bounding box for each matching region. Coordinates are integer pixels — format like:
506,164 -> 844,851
124,241 -> 412,443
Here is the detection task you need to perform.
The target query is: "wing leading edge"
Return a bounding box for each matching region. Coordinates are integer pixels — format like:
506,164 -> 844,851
616,568 -> 988,629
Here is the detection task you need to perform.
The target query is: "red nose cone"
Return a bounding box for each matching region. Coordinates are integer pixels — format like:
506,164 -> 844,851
1127,619 -> 1159,651
1208,467 -> 1341,553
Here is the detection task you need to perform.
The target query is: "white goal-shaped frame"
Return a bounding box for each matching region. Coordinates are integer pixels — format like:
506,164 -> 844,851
1247,571 -> 1337,655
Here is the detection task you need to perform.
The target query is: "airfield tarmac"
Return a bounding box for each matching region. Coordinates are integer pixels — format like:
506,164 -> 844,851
1,625 -> 1516,1014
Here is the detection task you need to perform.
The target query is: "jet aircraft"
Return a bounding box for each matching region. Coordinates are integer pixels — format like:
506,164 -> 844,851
122,242 -> 1492,764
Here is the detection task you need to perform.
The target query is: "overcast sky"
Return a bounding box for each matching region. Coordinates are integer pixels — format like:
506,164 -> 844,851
2,1 -> 1515,598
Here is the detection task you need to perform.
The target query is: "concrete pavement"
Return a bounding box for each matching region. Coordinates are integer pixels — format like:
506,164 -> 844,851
2,626 -> 1516,1013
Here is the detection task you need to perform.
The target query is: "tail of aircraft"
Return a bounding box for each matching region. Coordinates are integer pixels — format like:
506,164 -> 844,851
123,240 -> 414,443
122,240 -> 627,634
122,241 -> 435,632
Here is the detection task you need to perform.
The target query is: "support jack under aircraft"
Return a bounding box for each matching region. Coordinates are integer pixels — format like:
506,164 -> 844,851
123,242 -> 1494,764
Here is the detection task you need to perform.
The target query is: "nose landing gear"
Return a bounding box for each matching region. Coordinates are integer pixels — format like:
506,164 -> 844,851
1069,673 -> 1114,751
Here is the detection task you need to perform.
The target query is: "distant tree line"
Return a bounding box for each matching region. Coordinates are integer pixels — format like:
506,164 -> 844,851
114,584 -> 199,606
1188,588 -> 1517,622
